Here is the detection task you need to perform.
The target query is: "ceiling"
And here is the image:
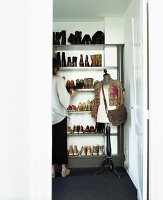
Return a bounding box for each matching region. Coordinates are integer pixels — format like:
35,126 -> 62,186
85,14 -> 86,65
53,0 -> 132,21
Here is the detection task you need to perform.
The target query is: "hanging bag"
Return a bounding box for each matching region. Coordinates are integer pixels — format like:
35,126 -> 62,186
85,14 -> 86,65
101,85 -> 127,126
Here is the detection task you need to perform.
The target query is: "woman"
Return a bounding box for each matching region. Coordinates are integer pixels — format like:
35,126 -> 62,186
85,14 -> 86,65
51,58 -> 76,178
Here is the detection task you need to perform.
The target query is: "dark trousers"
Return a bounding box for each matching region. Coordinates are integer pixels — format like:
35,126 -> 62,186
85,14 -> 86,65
52,117 -> 68,165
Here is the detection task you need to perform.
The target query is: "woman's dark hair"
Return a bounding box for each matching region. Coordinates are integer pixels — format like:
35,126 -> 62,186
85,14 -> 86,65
53,57 -> 60,75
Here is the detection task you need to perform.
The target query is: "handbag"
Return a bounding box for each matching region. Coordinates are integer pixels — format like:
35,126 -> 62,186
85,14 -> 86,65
101,85 -> 127,126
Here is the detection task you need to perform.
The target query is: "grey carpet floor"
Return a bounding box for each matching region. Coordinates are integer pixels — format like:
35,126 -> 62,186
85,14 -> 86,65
52,167 -> 137,200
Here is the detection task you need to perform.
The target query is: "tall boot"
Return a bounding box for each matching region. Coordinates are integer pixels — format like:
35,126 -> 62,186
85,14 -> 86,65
85,55 -> 90,67
91,55 -> 96,67
53,32 -> 56,45
57,52 -> 61,66
79,54 -> 84,67
72,56 -> 77,67
97,54 -> 102,66
75,31 -> 82,44
60,30 -> 66,45
55,32 -> 61,45
67,57 -> 71,67
61,52 -> 66,67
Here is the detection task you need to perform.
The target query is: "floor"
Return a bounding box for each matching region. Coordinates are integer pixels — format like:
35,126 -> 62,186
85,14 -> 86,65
52,167 -> 137,200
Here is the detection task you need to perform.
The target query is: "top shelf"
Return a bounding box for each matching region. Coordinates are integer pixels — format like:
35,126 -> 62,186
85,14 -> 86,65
53,44 -> 124,51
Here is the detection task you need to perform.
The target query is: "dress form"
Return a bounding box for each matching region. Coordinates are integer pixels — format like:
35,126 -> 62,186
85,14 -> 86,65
96,70 -> 120,178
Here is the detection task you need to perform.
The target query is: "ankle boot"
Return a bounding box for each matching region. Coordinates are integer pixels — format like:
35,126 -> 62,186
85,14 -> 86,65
61,52 -> 66,67
79,54 -> 84,67
85,55 -> 90,67
60,30 -> 66,45
68,33 -> 75,44
55,32 -> 61,45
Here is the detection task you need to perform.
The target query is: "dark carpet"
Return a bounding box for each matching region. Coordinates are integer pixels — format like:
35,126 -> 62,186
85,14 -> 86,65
52,167 -> 137,200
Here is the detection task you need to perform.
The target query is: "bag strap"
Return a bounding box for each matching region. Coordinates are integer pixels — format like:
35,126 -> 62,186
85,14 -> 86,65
101,84 -> 108,115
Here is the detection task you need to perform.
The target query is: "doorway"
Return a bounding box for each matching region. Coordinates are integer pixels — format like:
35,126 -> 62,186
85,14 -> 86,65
52,0 -> 148,199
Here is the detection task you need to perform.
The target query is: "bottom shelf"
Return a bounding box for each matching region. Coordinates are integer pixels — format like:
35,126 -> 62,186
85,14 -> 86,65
67,154 -> 125,168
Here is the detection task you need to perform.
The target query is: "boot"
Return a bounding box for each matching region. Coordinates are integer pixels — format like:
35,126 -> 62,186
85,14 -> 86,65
55,32 -> 61,45
85,55 -> 90,67
75,31 -> 82,44
72,56 -> 77,67
68,33 -> 75,44
60,30 -> 66,45
79,54 -> 84,67
56,52 -> 61,66
91,55 -> 96,66
53,32 -> 56,45
82,34 -> 91,44
76,79 -> 80,89
95,55 -> 98,66
61,52 -> 66,67
67,57 -> 71,67
97,54 -> 102,66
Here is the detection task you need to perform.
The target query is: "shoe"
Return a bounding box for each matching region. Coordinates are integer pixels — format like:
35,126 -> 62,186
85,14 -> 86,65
85,55 -> 90,66
90,126 -> 95,133
87,146 -> 92,156
92,145 -> 99,155
99,145 -> 104,155
61,52 -> 66,67
60,30 -> 66,45
84,125 -> 90,133
52,172 -> 55,178
73,125 -> 78,134
68,33 -> 76,44
68,145 -> 74,155
79,54 -> 84,67
82,102 -> 87,111
73,145 -> 79,156
80,146 -> 87,156
67,126 -> 72,134
79,125 -> 84,133
61,168 -> 70,177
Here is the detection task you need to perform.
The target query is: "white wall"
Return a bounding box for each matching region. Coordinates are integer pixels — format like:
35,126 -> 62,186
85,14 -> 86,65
149,0 -> 163,199
0,0 -> 52,199
104,17 -> 124,44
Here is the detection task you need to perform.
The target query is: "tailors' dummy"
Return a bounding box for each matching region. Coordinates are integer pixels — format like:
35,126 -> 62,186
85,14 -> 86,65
96,70 -> 116,123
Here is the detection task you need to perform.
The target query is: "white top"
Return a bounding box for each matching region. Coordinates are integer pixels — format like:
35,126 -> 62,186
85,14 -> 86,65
51,75 -> 71,124
97,84 -> 116,123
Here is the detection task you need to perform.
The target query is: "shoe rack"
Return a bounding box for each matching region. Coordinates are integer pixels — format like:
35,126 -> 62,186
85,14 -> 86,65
53,43 -> 125,168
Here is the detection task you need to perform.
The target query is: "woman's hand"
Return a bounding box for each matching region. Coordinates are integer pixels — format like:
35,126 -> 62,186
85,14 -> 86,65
69,88 -> 77,97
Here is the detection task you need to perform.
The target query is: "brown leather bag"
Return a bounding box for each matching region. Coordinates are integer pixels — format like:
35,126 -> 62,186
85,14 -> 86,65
102,85 -> 127,126
107,105 -> 127,126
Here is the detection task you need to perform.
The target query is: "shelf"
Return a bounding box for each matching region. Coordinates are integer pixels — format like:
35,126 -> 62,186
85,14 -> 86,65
67,133 -> 117,136
60,66 -> 118,71
67,133 -> 106,136
53,44 -> 124,51
77,89 -> 94,92
68,154 -> 107,158
68,111 -> 91,114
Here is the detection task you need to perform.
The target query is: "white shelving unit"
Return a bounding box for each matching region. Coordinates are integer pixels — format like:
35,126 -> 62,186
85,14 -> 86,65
53,44 -> 125,168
